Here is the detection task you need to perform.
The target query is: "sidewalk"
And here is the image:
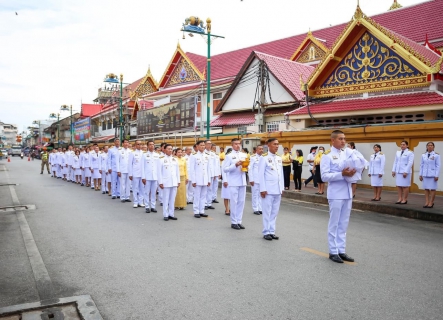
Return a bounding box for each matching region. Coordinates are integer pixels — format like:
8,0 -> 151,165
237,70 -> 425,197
279,180 -> 443,223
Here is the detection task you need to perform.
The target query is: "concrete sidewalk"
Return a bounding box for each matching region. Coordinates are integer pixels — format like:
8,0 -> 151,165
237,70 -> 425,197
279,180 -> 443,223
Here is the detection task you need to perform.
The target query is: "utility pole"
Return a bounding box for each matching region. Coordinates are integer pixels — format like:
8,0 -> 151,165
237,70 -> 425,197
258,60 -> 265,133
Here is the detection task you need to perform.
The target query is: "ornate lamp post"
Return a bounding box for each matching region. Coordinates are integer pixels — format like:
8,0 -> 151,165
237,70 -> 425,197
181,17 -> 224,139
104,73 -> 124,143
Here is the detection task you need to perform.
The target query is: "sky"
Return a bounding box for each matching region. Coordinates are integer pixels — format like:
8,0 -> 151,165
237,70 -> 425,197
0,0 -> 426,134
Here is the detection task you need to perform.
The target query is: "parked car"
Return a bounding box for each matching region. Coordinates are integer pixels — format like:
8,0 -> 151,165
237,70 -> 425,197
11,145 -> 22,156
0,149 -> 7,160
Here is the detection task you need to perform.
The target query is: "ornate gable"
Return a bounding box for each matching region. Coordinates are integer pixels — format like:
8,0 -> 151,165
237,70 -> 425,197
130,67 -> 158,100
296,42 -> 327,63
165,57 -> 202,87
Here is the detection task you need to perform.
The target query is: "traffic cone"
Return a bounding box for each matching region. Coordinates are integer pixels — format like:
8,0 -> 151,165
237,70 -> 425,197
28,156 -> 30,161
8,156 -> 10,162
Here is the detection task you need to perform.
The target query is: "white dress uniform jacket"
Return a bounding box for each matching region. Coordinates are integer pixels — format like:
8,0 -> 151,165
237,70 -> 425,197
392,149 -> 414,174
320,147 -> 353,200
128,149 -> 144,178
142,151 -> 160,181
368,152 -> 386,187
258,153 -> 284,195
189,151 -> 210,186
420,151 -> 440,178
116,148 -> 131,174
157,155 -> 180,188
223,150 -> 247,187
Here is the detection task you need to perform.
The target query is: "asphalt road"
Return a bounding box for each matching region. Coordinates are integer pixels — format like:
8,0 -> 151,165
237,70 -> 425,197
1,159 -> 443,320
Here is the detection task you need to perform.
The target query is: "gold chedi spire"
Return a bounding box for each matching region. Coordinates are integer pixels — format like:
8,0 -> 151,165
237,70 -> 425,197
389,0 -> 402,10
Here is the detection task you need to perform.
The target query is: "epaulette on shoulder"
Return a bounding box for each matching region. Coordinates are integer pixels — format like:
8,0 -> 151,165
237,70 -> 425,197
192,151 -> 196,154
324,149 -> 331,155
435,152 -> 439,155
261,152 -> 268,157
205,151 -> 210,155
159,156 -> 164,158
379,152 -> 383,155
143,151 -> 147,153
118,147 -> 122,150
251,154 -> 256,157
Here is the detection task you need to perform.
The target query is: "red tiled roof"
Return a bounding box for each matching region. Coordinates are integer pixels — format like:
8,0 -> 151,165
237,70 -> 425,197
184,0 -> 443,81
147,78 -> 234,98
81,104 -> 102,117
92,135 -> 115,143
287,92 -> 443,116
137,100 -> 154,110
186,52 -> 207,74
211,112 -> 255,126
255,52 -> 314,100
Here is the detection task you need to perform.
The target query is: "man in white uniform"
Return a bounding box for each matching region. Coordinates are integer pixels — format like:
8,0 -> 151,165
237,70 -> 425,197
320,130 -> 356,264
116,140 -> 131,202
142,141 -> 160,213
210,144 -> 221,204
189,141 -> 211,218
129,140 -> 144,208
259,139 -> 284,240
184,146 -> 194,204
204,140 -> 216,210
223,138 -> 247,230
100,146 -> 110,194
157,144 -> 180,221
108,139 -> 121,199
249,145 -> 264,215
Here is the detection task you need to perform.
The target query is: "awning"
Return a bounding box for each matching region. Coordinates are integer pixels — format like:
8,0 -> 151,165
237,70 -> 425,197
91,135 -> 115,143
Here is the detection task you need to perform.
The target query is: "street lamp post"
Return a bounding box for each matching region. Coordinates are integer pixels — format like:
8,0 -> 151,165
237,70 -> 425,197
61,105 -> 73,144
104,74 -> 124,143
181,17 -> 224,139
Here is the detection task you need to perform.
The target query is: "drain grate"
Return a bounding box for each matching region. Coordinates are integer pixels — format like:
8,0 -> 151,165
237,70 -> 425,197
0,303 -> 82,319
0,205 -> 36,212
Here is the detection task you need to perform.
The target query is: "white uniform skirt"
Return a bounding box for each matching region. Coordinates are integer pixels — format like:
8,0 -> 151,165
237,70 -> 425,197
422,177 -> 437,190
371,174 -> 383,187
84,168 -> 91,178
221,184 -> 230,199
91,169 -> 101,179
74,168 -> 82,175
62,166 -> 68,175
396,173 -> 411,187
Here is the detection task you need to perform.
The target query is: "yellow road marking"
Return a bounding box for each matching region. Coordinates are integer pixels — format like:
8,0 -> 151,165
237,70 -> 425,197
300,247 -> 357,266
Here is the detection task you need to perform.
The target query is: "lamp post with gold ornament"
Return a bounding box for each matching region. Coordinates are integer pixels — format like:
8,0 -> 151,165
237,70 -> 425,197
104,73 -> 126,143
181,17 -> 224,139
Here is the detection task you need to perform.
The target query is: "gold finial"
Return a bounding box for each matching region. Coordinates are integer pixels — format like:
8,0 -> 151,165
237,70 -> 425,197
206,18 -> 212,33
177,40 -> 181,48
353,3 -> 364,20
120,74 -> 123,82
307,28 -> 312,36
389,0 -> 402,10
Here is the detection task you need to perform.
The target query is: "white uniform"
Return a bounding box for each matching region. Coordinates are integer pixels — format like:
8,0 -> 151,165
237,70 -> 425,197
100,152 -> 110,192
189,151 -> 210,215
79,151 -> 86,184
107,146 -> 120,197
248,153 -> 262,213
259,152 -> 284,236
116,147 -> 131,200
320,147 -> 353,255
90,151 -> 101,179
82,152 -> 91,178
184,154 -> 194,203
223,150 -> 247,225
72,155 -> 81,176
420,151 -> 441,190
129,149 -> 144,206
142,150 -> 160,210
368,152 -> 385,187
157,154 -> 180,218
207,150 -> 221,205
392,149 -> 414,187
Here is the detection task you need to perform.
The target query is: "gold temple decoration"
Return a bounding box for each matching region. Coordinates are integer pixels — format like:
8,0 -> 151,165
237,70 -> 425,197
290,30 -> 329,62
296,42 -> 327,63
130,67 -> 158,100
206,18 -> 211,33
166,57 -> 202,86
389,0 -> 402,11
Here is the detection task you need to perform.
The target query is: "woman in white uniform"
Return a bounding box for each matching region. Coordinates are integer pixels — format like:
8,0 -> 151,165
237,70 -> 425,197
368,144 -> 385,201
392,140 -> 414,204
82,147 -> 92,187
419,142 -> 440,208
72,150 -> 82,184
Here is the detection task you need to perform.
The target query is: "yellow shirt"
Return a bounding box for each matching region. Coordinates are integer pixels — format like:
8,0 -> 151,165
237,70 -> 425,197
219,152 -> 225,163
281,153 -> 292,166
314,152 -> 324,165
294,156 -> 303,164
177,157 -> 188,179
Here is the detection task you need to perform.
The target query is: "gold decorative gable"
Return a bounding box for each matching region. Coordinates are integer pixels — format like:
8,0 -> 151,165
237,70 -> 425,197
296,42 -> 327,63
166,57 -> 202,87
130,68 -> 158,100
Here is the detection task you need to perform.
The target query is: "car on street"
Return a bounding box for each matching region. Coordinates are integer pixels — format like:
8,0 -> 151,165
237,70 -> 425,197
11,145 -> 22,156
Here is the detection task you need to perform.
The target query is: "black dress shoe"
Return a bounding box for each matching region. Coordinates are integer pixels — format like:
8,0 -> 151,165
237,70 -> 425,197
259,211 -> 263,215
339,253 -> 354,262
112,196 -> 116,199
231,224 -> 241,230
194,214 -> 201,218
188,201 -> 193,204
145,208 -> 151,213
329,254 -> 344,263
200,213 -> 208,217
207,206 -> 215,209
263,234 -> 273,241
163,217 -> 169,221
168,216 -> 177,220
160,203 -> 163,206
102,191 -> 106,194
117,196 -> 120,199
238,224 -> 245,229
253,211 -> 260,215
151,208 -> 157,212
106,191 -> 109,194
125,199 -> 131,202
395,201 -> 401,204
400,201 -> 407,205
212,199 -> 219,203
270,234 -> 279,240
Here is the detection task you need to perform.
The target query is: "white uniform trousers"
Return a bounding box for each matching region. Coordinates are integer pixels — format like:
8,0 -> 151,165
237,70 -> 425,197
57,165 -> 62,178
120,173 -> 130,200
162,187 -> 177,218
262,194 -> 281,235
186,180 -> 194,202
251,183 -> 262,212
111,171 -> 120,197
206,178 -> 216,206
101,172 -> 108,192
81,169 -> 85,184
328,199 -> 352,255
193,186 -> 207,214
71,166 -> 75,181
144,180 -> 157,209
67,166 -> 71,181
229,186 -> 246,225
211,177 -> 219,200
131,177 -> 144,205
158,187 -> 163,204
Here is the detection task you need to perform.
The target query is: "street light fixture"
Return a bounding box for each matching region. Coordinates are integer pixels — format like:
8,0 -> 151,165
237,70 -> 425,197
104,73 -> 124,143
181,17 -> 224,139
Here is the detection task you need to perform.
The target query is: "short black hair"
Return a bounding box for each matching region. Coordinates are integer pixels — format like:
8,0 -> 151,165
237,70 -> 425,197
160,142 -> 166,148
231,138 -> 240,143
374,144 -> 381,150
267,138 -> 277,144
164,144 -> 172,149
401,140 -> 409,146
196,140 -> 205,146
296,149 -> 303,156
348,142 -> 355,149
147,140 -> 155,145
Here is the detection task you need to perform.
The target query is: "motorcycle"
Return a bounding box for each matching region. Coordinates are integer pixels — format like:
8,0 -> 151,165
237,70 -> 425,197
20,152 -> 24,159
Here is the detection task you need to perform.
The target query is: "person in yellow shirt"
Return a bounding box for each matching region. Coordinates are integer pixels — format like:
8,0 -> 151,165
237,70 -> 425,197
292,149 -> 303,191
281,147 -> 292,190
313,146 -> 326,195
174,148 -> 188,209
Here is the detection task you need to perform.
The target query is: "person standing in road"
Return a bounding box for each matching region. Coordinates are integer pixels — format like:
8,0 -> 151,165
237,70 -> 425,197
116,140 -> 131,203
128,140 -> 145,208
248,145 -> 263,215
40,149 -> 50,174
50,149 -> 57,177
223,138 -> 247,230
320,130 -> 356,264
368,144 -> 385,201
174,148 -> 188,210
189,140 -> 211,218
100,146 -> 110,194
419,142 -> 440,208
90,145 -> 101,191
313,146 -> 326,195
392,140 -> 414,204
204,140 -> 216,210
210,144 -> 221,205
304,146 -> 318,188
108,139 -> 121,199
142,141 -> 160,213
157,144 -> 180,221
281,147 -> 292,190
82,147 -> 92,187
292,149 -> 303,192
259,138 -> 284,241
221,148 -> 232,215
72,150 -> 82,184
184,146 -> 194,205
